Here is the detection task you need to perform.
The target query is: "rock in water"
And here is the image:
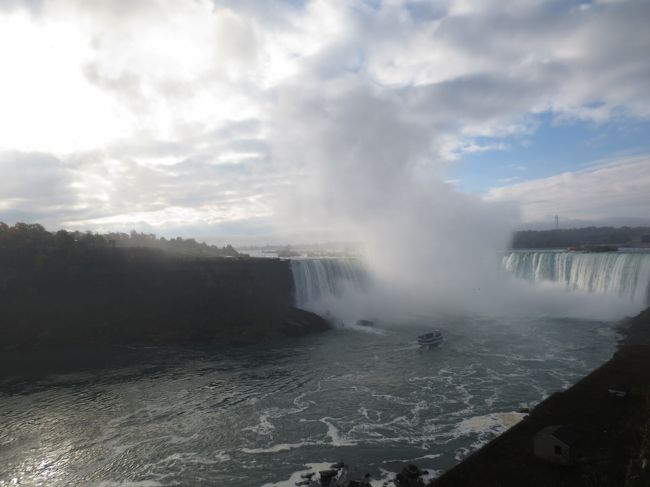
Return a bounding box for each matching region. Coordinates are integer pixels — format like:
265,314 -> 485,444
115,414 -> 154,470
394,464 -> 426,487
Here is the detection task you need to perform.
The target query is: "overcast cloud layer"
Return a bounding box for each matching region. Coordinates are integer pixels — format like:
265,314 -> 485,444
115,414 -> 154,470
487,155 -> 650,224
1,0 -> 649,242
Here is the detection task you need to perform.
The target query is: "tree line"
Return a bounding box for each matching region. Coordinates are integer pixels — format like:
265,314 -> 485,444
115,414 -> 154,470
511,226 -> 650,249
0,222 -> 242,259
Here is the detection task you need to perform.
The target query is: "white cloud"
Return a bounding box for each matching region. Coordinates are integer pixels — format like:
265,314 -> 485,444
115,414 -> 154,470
460,141 -> 510,154
486,155 -> 650,222
0,0 -> 649,240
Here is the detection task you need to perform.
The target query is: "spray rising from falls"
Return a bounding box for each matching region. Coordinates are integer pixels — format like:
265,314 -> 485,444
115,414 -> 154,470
503,251 -> 650,305
290,251 -> 650,322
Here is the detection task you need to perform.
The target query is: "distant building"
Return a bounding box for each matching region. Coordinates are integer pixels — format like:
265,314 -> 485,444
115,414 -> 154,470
607,384 -> 629,399
533,425 -> 580,466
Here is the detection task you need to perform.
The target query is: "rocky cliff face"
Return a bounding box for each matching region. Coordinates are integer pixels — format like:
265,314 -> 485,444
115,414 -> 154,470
0,250 -> 329,351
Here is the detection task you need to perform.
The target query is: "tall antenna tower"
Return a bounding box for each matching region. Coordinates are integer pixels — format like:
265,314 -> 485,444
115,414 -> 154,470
554,215 -> 559,229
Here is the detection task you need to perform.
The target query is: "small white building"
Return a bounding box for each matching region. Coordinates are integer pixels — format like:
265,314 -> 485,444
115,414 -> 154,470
533,425 -> 580,466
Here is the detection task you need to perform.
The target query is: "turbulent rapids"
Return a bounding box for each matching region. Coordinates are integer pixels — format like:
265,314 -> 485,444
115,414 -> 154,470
0,314 -> 620,487
503,250 -> 650,305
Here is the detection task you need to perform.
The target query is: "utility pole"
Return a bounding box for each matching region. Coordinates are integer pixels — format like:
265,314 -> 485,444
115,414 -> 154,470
555,215 -> 559,229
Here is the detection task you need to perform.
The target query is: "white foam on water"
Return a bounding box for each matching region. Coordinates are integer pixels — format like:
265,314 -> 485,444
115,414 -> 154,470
260,462 -> 334,487
319,417 -> 357,447
358,406 -> 382,423
455,412 -> 524,436
422,469 -> 443,483
366,466 -> 441,487
242,390 -> 318,439
450,411 -> 526,459
153,450 -> 230,466
370,468 -> 395,487
242,412 -> 276,436
93,482 -> 163,487
417,454 -> 441,461
241,441 -> 319,454
381,453 -> 441,463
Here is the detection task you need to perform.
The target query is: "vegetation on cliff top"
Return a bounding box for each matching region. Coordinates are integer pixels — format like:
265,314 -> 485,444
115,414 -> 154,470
511,226 -> 650,249
0,222 -> 242,260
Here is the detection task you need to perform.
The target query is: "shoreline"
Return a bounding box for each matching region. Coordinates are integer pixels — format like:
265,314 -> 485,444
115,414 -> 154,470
429,307 -> 650,487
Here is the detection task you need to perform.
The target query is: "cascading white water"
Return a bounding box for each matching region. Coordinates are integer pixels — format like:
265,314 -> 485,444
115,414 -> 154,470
290,258 -> 369,309
503,250 -> 650,304
290,252 -> 650,321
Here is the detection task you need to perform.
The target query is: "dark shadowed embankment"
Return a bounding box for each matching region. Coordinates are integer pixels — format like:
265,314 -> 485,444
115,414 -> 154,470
0,249 -> 329,351
429,307 -> 650,487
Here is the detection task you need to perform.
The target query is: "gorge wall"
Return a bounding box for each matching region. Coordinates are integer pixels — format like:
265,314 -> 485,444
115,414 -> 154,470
0,250 -> 328,351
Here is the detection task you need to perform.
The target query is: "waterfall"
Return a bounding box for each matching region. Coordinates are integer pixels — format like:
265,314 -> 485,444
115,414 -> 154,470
503,250 -> 650,304
290,258 -> 369,309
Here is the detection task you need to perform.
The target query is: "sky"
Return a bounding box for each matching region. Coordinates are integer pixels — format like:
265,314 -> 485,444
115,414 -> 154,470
1,0 -> 649,244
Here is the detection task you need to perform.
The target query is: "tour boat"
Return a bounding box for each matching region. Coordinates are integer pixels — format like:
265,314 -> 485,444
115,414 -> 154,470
417,330 -> 443,347
356,319 -> 375,327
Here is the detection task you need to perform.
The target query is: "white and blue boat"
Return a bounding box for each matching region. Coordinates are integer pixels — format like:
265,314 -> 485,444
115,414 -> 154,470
356,319 -> 375,327
417,330 -> 443,348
